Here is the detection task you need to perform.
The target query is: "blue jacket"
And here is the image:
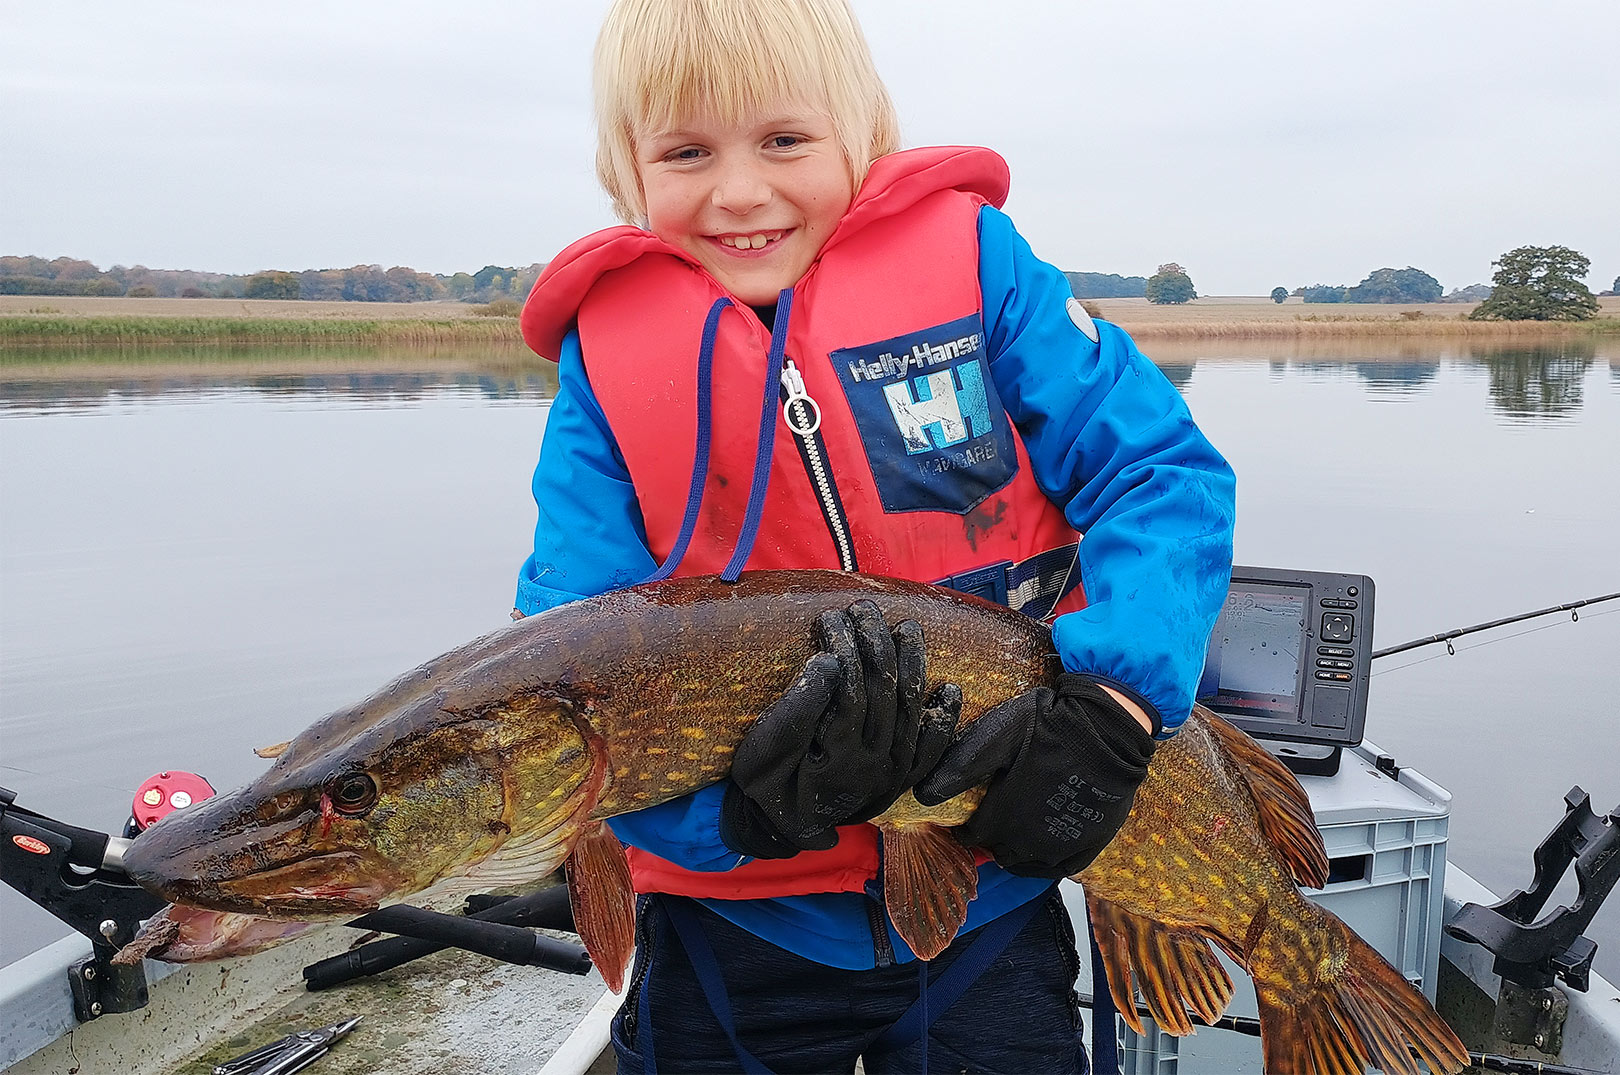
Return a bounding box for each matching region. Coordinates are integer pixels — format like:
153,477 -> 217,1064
515,205 -> 1235,968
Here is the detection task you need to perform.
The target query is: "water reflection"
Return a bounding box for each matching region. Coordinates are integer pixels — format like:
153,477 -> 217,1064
1144,337 -> 1614,421
0,368 -> 559,414
1,339 -> 1613,421
1155,363 -> 1194,389
1351,362 -> 1440,397
1475,342 -> 1595,421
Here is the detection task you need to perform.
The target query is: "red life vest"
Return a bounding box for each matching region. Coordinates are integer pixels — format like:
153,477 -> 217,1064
522,146 -> 1086,898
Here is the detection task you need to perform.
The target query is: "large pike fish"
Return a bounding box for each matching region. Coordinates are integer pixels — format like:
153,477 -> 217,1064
122,571 -> 1465,1075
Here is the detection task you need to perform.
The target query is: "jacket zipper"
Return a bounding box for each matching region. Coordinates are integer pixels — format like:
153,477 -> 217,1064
779,359 -> 858,571
864,891 -> 896,968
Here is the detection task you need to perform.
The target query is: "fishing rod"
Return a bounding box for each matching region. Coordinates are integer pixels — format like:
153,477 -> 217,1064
1371,591 -> 1620,660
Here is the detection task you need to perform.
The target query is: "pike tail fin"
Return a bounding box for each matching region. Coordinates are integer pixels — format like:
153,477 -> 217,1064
1085,892 -> 1234,1036
1199,708 -> 1329,888
879,822 -> 978,960
1250,908 -> 1468,1075
565,823 -> 637,993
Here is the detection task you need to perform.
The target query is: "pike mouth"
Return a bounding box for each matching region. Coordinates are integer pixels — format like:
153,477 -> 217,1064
129,848 -> 400,918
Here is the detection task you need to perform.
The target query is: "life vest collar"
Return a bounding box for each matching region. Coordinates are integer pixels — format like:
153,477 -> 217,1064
520,146 -> 1009,361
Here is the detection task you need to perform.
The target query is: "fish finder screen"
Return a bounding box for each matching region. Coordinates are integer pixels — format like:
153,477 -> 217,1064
1197,583 -> 1308,718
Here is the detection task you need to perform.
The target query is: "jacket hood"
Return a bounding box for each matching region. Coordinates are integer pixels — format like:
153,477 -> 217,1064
519,146 -> 1010,360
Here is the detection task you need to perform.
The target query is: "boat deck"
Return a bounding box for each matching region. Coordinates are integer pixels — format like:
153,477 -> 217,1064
9,921 -> 615,1075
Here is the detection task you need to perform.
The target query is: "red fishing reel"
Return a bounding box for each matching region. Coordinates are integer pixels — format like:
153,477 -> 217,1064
128,770 -> 216,833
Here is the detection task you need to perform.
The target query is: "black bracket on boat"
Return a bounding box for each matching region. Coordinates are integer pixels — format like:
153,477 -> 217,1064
318,891 -> 592,988
0,785 -> 168,1021
308,886 -> 589,989
1446,785 -> 1620,995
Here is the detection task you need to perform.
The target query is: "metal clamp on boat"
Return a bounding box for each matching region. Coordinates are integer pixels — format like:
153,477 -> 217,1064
0,785 -> 168,1021
1446,786 -> 1620,1051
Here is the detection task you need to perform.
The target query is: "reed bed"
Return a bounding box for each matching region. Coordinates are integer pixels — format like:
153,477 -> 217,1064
0,316 -> 525,349
3,297 -> 1616,350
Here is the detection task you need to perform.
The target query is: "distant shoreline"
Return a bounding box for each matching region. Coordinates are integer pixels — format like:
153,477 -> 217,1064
1,294 -> 1616,348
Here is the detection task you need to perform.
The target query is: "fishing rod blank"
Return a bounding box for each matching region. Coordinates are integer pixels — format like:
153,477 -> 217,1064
1371,592 -> 1620,660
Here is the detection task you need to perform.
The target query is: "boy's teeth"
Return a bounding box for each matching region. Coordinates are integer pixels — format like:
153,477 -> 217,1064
722,232 -> 777,249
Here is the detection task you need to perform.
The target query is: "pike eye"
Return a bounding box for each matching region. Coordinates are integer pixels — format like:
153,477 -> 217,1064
327,773 -> 378,815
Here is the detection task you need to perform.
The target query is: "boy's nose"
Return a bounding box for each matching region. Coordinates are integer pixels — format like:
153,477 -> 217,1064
711,160 -> 770,214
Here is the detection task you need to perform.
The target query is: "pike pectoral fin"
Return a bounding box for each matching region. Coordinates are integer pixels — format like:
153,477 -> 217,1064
565,823 -> 636,993
1084,891 -> 1234,1037
880,823 -> 977,961
1200,709 -> 1329,888
254,740 -> 292,759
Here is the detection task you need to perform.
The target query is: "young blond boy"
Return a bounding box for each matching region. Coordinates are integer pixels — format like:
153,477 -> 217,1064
514,1 -> 1235,1070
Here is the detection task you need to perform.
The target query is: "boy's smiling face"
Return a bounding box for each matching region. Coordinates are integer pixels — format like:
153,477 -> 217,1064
634,106 -> 854,306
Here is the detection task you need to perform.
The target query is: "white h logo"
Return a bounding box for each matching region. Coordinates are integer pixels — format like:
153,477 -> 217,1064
883,371 -> 968,453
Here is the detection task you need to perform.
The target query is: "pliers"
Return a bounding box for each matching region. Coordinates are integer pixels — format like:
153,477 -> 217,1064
212,1015 -> 362,1075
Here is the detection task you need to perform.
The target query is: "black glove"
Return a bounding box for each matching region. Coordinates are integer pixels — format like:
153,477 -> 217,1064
719,600 -> 961,859
914,674 -> 1156,878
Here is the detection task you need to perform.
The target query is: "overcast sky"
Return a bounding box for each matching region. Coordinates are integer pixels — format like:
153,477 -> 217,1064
3,0 -> 1615,296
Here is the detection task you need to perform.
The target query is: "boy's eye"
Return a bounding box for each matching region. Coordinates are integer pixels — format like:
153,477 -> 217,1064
665,146 -> 706,162
768,135 -> 802,150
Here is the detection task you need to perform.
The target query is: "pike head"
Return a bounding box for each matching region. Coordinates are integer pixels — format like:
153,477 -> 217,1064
123,631 -> 608,920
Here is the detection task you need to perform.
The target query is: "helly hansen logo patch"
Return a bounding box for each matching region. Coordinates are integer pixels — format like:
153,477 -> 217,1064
883,362 -> 994,454
831,314 -> 1017,516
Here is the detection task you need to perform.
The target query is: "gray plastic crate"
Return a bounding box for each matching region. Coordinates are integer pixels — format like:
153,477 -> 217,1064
1070,738 -> 1451,1074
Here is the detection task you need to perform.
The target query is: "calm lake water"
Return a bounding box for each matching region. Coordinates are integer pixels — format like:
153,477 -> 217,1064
2,340 -> 1617,980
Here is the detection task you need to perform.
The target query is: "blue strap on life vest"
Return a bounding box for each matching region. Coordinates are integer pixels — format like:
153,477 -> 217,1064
867,884 -> 1051,1052
656,898 -> 775,1075
1089,918 -> 1121,1075
935,542 -> 1082,621
645,297 -> 731,584
645,288 -> 794,585
720,286 -> 794,583
637,936 -> 659,1075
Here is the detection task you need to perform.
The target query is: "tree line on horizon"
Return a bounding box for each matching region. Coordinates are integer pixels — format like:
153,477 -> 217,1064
1,256 -> 1156,304
0,256 -> 544,305
1275,246 -> 1608,320
3,247 -> 1609,319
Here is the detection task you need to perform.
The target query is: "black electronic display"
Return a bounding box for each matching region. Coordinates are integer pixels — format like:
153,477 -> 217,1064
1196,567 -> 1375,747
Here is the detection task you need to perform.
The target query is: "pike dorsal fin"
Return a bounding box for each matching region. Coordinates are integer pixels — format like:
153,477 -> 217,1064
254,740 -> 292,759
879,822 -> 978,961
566,823 -> 636,993
1198,709 -> 1329,889
1084,890 -> 1235,1036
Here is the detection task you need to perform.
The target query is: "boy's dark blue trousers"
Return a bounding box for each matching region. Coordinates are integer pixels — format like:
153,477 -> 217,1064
610,889 -> 1091,1075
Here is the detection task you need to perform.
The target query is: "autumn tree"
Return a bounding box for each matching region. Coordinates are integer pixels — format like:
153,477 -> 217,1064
243,271 -> 301,300
1470,246 -> 1599,321
1145,263 -> 1196,304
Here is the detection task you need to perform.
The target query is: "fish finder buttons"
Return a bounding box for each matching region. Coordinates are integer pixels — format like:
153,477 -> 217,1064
1196,567 -> 1375,748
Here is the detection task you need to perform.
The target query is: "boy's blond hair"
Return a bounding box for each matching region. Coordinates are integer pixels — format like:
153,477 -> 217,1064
593,0 -> 901,224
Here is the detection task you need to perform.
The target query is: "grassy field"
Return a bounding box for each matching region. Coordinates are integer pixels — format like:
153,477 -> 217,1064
2,294 -> 1617,349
